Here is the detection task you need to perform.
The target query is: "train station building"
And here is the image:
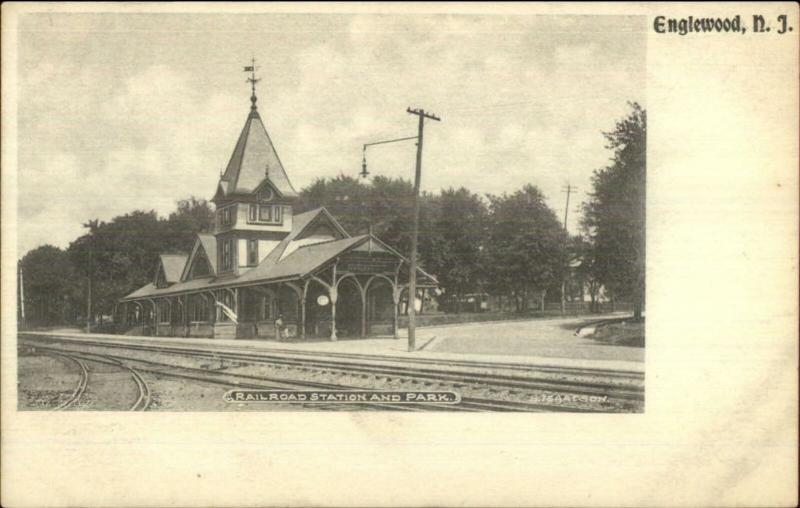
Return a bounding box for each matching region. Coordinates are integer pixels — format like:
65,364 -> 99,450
118,85 -> 436,341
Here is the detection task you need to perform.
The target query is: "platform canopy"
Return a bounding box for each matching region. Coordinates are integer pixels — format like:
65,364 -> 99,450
121,207 -> 436,302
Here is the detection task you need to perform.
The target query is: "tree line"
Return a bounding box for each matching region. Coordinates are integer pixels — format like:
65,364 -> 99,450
19,103 -> 645,326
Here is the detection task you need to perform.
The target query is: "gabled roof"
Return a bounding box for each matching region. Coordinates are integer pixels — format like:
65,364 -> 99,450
125,282 -> 156,300
122,235 -> 369,300
263,207 -> 349,265
362,234 -> 439,286
217,109 -> 298,198
237,235 -> 368,284
120,208 -> 437,302
179,234 -> 217,281
197,234 -> 217,273
158,254 -> 188,283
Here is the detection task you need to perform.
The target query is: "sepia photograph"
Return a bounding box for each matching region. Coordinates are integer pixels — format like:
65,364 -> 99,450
2,3 -> 796,508
15,11 -> 645,413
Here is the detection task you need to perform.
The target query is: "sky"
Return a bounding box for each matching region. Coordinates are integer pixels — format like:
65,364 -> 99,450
16,12 -> 645,256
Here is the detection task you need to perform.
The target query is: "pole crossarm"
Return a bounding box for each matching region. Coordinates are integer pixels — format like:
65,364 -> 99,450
362,135 -> 419,152
406,108 -> 441,122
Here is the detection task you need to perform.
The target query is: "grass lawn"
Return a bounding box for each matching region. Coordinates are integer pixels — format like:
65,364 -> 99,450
591,321 -> 645,348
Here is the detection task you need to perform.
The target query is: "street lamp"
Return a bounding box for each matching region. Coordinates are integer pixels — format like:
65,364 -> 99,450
359,108 -> 440,352
360,150 -> 369,179
360,135 -> 419,179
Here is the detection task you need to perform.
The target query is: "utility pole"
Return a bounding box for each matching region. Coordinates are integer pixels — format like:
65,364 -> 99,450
83,219 -> 98,334
18,263 -> 25,328
359,109 -> 440,352
87,244 -> 93,333
563,184 -> 572,230
406,107 -> 440,352
560,184 -> 575,315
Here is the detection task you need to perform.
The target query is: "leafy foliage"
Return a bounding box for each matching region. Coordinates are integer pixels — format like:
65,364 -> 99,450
20,245 -> 80,325
580,102 -> 646,319
20,197 -> 215,325
484,185 -> 567,310
18,102 -> 649,327
296,174 -> 436,258
424,188 -> 489,302
166,197 -> 215,251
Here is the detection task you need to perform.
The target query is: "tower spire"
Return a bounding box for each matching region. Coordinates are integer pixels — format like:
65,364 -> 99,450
244,57 -> 260,113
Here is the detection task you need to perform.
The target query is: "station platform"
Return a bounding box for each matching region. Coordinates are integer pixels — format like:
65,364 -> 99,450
20,315 -> 644,373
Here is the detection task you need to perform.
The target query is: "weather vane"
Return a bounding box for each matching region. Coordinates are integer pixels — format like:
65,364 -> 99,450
243,57 -> 260,111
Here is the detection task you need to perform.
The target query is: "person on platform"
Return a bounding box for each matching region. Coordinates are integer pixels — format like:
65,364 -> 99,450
275,314 -> 285,341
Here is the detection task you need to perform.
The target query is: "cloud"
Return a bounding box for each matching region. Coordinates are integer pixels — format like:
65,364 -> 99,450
16,13 -> 645,255
18,61 -> 247,254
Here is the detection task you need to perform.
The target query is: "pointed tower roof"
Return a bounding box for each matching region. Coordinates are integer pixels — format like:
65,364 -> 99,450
216,67 -> 298,199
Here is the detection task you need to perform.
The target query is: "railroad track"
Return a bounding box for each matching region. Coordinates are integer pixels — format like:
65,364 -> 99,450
22,336 -> 639,412
67,351 -> 151,411
48,352 -> 89,410
36,348 -> 151,411
27,343 -> 443,412
21,332 -> 643,380
27,344 -> 587,412
243,345 -> 643,380
21,334 -> 643,404
100,353 -> 151,411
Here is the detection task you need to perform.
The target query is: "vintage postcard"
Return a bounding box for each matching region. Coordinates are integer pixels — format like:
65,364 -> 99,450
1,2 -> 797,507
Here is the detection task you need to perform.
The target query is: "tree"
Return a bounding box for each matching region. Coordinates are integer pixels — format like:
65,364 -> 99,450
21,197 -> 245,326
485,185 -> 566,312
297,174 -> 371,235
581,102 -> 646,320
297,174 -> 437,260
367,176 -> 437,259
165,197 -> 215,252
62,197 -> 217,322
422,187 -> 488,311
20,245 -> 81,325
68,210 -> 169,320
571,234 -> 602,312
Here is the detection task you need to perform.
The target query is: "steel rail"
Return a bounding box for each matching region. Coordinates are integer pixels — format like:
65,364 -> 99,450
22,337 -> 642,406
59,350 -> 152,411
26,342 -> 629,412
21,335 -> 643,402
49,352 -> 89,410
59,348 -> 572,412
30,345 -> 437,412
21,332 -> 644,379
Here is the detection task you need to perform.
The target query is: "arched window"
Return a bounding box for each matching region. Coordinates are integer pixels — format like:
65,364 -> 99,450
219,290 -> 235,322
173,299 -> 183,324
158,300 -> 171,324
190,294 -> 210,322
261,293 -> 274,321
